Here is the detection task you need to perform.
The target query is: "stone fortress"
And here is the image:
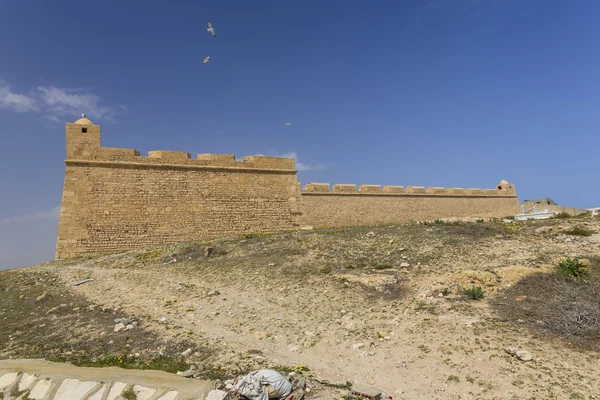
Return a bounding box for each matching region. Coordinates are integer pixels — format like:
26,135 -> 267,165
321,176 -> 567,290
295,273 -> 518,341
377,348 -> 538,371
55,117 -> 521,259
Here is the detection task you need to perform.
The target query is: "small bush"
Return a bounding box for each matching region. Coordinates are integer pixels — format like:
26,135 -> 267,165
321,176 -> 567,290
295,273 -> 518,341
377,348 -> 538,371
372,263 -> 393,270
463,286 -> 485,300
563,227 -> 596,237
555,212 -> 572,219
557,257 -> 588,277
122,387 -> 137,400
447,375 -> 460,383
320,266 -> 332,274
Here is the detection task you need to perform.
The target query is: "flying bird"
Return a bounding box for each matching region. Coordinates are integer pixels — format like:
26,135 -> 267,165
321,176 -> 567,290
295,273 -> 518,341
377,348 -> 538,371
284,122 -> 291,126
207,20 -> 216,37
203,56 -> 211,64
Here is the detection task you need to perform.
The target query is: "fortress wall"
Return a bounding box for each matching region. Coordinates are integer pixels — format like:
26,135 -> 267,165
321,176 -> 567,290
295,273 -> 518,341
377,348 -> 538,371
55,122 -> 303,259
56,120 -> 521,259
301,183 -> 520,228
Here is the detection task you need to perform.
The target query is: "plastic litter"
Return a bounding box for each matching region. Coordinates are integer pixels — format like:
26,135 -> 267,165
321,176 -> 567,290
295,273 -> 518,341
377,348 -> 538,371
233,370 -> 292,400
163,259 -> 177,265
74,278 -> 94,286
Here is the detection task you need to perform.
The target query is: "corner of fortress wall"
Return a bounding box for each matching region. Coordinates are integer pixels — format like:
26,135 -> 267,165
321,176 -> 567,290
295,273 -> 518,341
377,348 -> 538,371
56,121 -> 304,259
56,120 -> 520,259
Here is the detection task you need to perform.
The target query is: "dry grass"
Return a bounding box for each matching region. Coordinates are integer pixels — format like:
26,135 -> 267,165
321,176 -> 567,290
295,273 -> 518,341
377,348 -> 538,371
0,269 -> 208,372
494,256 -> 600,351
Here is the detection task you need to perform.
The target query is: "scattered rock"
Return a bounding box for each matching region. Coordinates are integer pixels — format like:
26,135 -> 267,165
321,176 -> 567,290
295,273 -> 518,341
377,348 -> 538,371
268,263 -> 276,267
114,323 -> 126,332
177,365 -> 197,377
208,289 -> 220,296
400,262 -> 410,268
366,232 -> 376,237
206,390 -> 228,400
182,348 -> 193,358
114,318 -> 135,325
255,355 -> 267,364
506,347 -> 534,361
516,350 -> 534,361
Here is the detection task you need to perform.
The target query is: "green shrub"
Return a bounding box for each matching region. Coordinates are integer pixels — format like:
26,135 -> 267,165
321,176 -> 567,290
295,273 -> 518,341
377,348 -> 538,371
563,227 -> 596,237
557,257 -> 588,277
320,266 -> 332,274
555,212 -> 572,219
122,387 -> 137,400
463,286 -> 485,300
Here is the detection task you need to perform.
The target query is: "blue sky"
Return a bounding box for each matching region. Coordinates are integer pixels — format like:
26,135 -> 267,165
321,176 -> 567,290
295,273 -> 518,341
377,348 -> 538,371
1,0 -> 599,270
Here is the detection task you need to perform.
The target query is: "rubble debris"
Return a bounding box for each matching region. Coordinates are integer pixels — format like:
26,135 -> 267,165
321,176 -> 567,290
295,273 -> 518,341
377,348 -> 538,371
233,370 -> 292,400
350,383 -> 383,400
207,389 -> 228,400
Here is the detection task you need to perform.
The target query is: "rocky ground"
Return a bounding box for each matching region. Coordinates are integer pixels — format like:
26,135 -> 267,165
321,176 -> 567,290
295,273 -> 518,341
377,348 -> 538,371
2,215 -> 600,400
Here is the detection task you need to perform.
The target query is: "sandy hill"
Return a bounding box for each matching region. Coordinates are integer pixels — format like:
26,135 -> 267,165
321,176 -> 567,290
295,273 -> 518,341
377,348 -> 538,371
2,216 -> 600,399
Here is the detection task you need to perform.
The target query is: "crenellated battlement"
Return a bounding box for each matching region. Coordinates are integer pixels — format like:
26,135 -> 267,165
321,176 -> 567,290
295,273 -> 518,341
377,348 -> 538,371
64,121 -> 296,172
302,181 -> 516,197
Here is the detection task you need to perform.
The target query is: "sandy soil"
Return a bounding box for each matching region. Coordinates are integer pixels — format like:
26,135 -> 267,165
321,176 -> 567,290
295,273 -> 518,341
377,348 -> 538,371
4,217 -> 600,399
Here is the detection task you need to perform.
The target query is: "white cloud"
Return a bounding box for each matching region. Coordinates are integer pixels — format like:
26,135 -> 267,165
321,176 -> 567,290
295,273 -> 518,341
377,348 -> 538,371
36,86 -> 119,121
0,79 -> 126,121
0,81 -> 38,112
0,206 -> 60,225
43,115 -> 61,124
280,152 -> 325,172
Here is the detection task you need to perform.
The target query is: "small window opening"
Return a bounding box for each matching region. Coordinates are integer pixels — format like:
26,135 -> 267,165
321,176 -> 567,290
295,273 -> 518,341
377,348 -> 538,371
81,128 -> 87,133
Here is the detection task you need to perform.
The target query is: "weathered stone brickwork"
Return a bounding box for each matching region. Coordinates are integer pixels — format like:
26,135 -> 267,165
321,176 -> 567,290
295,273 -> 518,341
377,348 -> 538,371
56,118 -> 520,259
301,183 -> 520,228
55,118 -> 303,259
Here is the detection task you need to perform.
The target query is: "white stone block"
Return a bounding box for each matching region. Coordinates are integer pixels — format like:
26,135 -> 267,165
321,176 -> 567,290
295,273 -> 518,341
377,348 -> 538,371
54,378 -> 99,400
88,384 -> 108,400
133,385 -> 156,400
106,382 -> 127,400
29,379 -> 53,400
156,391 -> 180,400
19,373 -> 38,391
0,373 -> 19,389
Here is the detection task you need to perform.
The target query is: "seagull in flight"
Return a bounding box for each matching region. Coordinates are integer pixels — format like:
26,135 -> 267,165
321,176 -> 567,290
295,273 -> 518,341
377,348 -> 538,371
207,20 -> 216,37
284,122 -> 291,126
203,56 -> 211,64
